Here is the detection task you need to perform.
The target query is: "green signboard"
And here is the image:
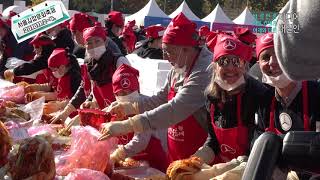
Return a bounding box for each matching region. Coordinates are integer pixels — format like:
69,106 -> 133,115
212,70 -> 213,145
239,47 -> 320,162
252,11 -> 278,26
11,1 -> 70,43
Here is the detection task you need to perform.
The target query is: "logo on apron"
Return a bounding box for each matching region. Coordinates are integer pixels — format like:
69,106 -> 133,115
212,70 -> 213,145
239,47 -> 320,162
119,135 -> 130,144
220,144 -> 236,154
57,84 -> 62,94
168,126 -> 185,142
279,112 -> 292,131
120,78 -> 131,89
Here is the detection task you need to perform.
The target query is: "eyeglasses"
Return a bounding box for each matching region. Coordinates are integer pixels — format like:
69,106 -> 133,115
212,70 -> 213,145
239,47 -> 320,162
217,56 -> 242,67
162,49 -> 172,57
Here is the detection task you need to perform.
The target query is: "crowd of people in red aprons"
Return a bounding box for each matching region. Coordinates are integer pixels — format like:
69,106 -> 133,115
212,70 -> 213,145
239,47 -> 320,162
0,0 -> 320,179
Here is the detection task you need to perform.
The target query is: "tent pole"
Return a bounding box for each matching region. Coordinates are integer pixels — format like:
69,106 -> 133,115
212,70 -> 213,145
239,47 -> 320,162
111,0 -> 114,11
164,0 -> 167,13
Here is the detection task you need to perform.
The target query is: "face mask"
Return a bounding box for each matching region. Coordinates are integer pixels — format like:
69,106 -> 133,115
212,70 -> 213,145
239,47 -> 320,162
173,49 -> 187,75
48,31 -> 57,39
215,75 -> 245,91
262,73 -> 292,88
87,45 -> 106,60
116,91 -> 140,102
52,71 -> 64,79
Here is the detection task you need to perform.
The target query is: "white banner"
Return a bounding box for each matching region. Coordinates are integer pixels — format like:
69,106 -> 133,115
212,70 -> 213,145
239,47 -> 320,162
11,1 -> 70,43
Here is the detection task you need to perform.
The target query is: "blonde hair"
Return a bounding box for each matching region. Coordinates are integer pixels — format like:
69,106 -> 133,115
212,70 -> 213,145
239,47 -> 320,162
205,63 -> 220,97
205,61 -> 249,101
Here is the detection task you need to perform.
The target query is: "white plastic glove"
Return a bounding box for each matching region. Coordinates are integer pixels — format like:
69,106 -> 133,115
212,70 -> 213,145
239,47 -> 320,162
108,101 -> 139,119
110,145 -> 127,164
98,115 -> 143,141
50,104 -> 76,124
4,69 -> 14,82
80,100 -> 98,109
43,101 -> 67,115
193,146 -> 215,165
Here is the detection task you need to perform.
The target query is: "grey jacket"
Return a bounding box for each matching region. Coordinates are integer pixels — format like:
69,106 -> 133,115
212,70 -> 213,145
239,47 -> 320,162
123,95 -> 168,157
137,47 -> 213,132
274,0 -> 320,80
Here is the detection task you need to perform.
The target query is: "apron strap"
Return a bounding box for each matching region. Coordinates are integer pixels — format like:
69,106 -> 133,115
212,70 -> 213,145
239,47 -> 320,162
210,93 -> 243,128
302,81 -> 310,131
171,51 -> 200,93
270,81 -> 310,132
236,94 -> 243,126
95,82 -> 112,107
269,97 -> 276,130
183,51 -> 200,84
210,104 -> 216,128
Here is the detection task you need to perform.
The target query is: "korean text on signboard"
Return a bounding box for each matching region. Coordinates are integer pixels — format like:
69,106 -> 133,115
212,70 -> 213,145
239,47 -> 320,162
11,1 -> 70,43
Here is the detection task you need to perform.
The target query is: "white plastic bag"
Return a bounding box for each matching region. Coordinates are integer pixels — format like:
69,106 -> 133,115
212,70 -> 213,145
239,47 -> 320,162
0,83 -> 25,103
18,97 -> 45,125
0,79 -> 15,88
65,168 -> 110,180
5,57 -> 27,69
5,57 -> 42,79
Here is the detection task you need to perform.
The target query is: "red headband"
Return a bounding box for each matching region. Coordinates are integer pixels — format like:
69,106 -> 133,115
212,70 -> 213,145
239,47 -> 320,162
255,33 -> 274,59
213,34 -> 252,62
29,34 -> 55,47
48,48 -> 69,68
107,11 -> 124,27
82,25 -> 107,43
199,25 -> 210,37
69,13 -> 95,32
112,64 -> 139,94
145,25 -> 165,39
162,13 -> 198,46
233,27 -> 257,45
121,26 -> 136,52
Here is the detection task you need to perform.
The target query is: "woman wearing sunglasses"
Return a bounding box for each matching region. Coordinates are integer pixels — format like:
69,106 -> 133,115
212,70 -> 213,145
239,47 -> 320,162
192,34 -> 271,166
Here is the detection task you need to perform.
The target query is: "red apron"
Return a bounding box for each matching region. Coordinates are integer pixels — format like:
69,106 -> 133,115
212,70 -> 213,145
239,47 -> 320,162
13,76 -> 36,84
56,74 -> 73,101
210,94 -> 249,164
133,136 -> 169,172
45,69 -> 58,89
266,81 -> 310,135
80,64 -> 91,97
167,52 -> 208,162
92,82 -> 116,109
35,71 -> 48,84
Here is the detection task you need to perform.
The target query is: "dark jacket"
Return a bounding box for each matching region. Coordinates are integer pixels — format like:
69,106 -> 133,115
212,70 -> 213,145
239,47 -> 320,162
70,49 -> 121,108
257,81 -> 320,134
3,27 -> 33,59
73,45 -> 85,59
107,29 -> 127,56
136,47 -> 163,59
53,28 -> 75,53
204,75 -> 272,155
13,44 -> 55,76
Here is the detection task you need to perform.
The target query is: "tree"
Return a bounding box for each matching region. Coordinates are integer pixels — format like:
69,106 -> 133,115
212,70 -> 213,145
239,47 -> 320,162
69,0 -> 109,13
31,0 -> 44,6
113,0 -> 149,14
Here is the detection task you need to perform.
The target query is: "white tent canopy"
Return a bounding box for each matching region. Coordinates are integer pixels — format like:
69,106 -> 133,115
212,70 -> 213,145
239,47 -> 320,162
202,4 -> 234,24
125,0 -> 169,26
169,1 -> 201,21
2,5 -> 28,18
233,7 -> 261,26
68,10 -> 80,18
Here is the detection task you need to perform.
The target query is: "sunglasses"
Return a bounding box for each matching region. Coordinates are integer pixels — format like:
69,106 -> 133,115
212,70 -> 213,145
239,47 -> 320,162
217,56 -> 242,67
